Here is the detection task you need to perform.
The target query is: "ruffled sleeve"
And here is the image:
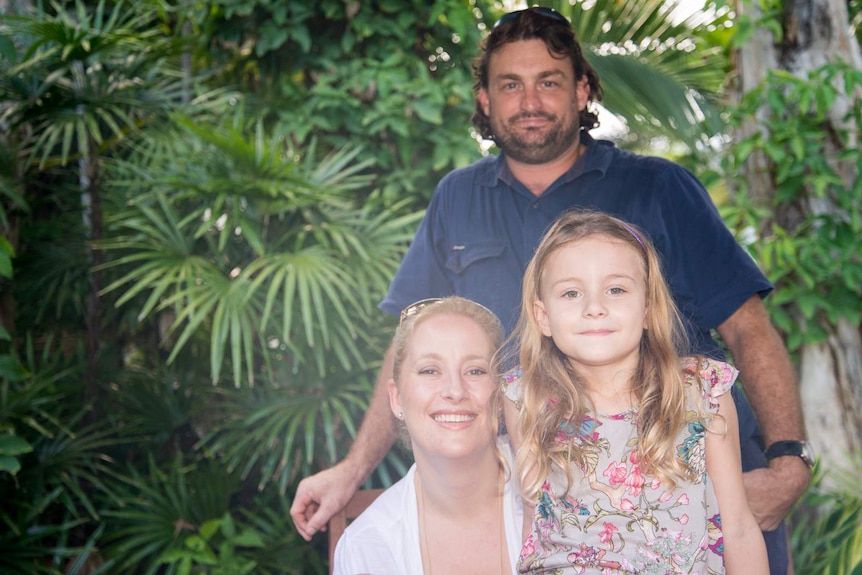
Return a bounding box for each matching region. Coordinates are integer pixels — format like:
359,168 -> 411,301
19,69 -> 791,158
682,356 -> 738,415
500,366 -> 523,407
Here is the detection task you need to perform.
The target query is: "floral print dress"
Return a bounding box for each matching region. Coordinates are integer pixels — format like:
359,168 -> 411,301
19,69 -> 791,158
502,357 -> 737,575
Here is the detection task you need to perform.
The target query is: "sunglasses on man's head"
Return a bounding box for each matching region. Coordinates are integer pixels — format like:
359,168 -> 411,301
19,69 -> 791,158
493,6 -> 569,29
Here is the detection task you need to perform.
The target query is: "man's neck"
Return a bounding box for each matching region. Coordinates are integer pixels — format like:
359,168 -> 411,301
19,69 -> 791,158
505,139 -> 584,197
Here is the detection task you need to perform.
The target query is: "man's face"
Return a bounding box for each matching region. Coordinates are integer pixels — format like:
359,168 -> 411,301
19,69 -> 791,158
478,39 -> 589,165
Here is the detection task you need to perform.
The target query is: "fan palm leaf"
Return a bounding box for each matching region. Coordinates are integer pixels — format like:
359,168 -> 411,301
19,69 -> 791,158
547,0 -> 729,150
1,0 -> 186,169
99,113 -> 418,386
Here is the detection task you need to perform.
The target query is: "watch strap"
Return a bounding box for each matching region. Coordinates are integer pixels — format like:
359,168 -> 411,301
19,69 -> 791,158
764,440 -> 813,468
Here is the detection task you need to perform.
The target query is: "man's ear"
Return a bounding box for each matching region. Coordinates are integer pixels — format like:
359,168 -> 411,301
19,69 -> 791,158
533,300 -> 553,337
575,75 -> 590,112
478,87 -> 491,117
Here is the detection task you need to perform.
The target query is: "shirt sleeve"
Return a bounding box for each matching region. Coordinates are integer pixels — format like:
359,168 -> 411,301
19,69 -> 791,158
500,367 -> 523,404
651,164 -> 772,331
379,190 -> 454,319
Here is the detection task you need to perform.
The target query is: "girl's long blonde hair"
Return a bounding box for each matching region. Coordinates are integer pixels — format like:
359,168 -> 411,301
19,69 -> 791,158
511,210 -> 699,499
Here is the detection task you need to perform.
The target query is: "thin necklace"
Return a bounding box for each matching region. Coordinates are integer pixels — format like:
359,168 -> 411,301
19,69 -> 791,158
416,472 -> 507,575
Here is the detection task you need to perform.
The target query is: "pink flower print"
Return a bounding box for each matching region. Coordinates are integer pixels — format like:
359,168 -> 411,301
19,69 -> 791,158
620,498 -> 635,512
568,544 -> 603,568
625,465 -> 645,497
649,476 -> 661,490
659,490 -> 673,503
622,453 -> 645,496
679,514 -> 690,525
602,460 -> 627,486
599,522 -> 618,544
520,532 -> 537,559
675,493 -> 690,506
501,367 -> 522,385
708,513 -> 725,556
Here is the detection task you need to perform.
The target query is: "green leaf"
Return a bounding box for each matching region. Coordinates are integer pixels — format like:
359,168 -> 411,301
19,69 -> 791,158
185,534 -> 208,552
412,99 -> 443,125
0,434 -> 33,456
199,517 -> 222,541
220,512 -> 236,538
232,528 -> 265,548
0,454 -> 22,474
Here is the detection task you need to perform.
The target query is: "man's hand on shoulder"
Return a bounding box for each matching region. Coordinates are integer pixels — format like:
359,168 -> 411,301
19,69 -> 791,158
290,460 -> 362,541
742,455 -> 811,531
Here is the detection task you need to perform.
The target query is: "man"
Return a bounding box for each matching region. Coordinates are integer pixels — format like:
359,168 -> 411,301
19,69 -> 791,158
290,8 -> 810,572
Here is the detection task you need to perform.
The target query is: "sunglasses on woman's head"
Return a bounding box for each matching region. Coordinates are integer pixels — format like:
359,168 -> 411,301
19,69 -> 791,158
493,6 -> 569,29
399,298 -> 444,325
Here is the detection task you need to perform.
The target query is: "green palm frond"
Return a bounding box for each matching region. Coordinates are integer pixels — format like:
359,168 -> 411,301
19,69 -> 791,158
199,375 -> 373,493
0,348 -> 126,535
1,0 -> 185,169
0,514 -> 96,575
100,111 -> 419,386
790,457 -> 862,574
237,495 -> 326,575
590,52 -> 720,145
101,456 -> 241,575
548,0 -> 729,149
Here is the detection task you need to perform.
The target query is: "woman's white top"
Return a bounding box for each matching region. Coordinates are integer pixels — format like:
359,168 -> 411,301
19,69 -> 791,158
332,438 -> 523,575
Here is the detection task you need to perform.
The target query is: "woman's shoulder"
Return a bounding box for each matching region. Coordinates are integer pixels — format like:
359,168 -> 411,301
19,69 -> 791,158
333,467 -> 418,574
342,466 -> 416,537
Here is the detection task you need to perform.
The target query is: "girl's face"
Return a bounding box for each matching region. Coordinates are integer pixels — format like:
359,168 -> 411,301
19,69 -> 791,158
533,236 -> 648,377
388,313 -> 498,462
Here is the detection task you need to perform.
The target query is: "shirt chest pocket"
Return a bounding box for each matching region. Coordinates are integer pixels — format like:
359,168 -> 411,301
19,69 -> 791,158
444,240 -> 507,274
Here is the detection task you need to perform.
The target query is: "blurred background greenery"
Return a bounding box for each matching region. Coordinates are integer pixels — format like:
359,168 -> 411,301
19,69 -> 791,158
1,0 -> 860,573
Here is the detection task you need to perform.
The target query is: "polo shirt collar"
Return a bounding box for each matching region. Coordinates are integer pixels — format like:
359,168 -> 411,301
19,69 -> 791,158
483,130 -> 615,190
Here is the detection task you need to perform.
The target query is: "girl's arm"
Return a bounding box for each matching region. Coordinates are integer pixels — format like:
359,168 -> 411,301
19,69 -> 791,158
705,392 -> 769,575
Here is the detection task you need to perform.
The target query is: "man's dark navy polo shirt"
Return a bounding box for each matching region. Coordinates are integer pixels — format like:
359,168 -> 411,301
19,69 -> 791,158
380,131 -> 771,359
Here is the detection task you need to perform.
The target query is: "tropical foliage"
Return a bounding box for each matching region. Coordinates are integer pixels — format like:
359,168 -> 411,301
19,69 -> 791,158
0,0 -> 859,573
722,62 -> 862,352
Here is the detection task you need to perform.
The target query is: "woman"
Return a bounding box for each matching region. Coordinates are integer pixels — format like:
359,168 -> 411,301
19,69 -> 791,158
332,296 -> 523,575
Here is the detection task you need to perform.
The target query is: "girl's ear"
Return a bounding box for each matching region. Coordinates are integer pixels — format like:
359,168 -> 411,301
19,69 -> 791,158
387,378 -> 401,417
533,300 -> 553,337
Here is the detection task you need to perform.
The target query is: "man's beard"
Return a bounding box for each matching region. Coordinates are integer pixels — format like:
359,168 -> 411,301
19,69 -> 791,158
492,112 -> 580,165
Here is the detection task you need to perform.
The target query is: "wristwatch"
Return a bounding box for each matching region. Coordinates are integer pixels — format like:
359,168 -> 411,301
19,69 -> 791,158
764,440 -> 815,469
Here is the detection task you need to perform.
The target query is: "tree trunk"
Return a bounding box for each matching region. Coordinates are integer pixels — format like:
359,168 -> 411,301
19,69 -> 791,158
734,0 -> 862,483
81,153 -> 103,421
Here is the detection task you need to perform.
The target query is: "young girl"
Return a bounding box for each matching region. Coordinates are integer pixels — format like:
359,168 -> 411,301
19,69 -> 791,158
501,210 -> 768,574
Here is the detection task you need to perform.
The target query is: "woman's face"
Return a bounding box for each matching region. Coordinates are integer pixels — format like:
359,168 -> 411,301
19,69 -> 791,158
389,312 -> 498,462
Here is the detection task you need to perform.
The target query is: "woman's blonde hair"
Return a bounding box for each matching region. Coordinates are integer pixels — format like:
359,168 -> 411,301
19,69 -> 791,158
392,296 -> 505,462
511,210 -> 699,498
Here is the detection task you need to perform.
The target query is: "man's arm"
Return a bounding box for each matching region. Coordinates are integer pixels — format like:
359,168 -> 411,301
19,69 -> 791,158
289,344 -> 398,541
716,295 -> 811,530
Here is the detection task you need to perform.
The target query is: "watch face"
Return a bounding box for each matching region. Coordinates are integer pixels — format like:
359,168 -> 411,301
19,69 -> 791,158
801,443 -> 815,467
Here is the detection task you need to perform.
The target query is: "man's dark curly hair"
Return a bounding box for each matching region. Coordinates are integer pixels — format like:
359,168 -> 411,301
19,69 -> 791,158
472,8 -> 604,141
